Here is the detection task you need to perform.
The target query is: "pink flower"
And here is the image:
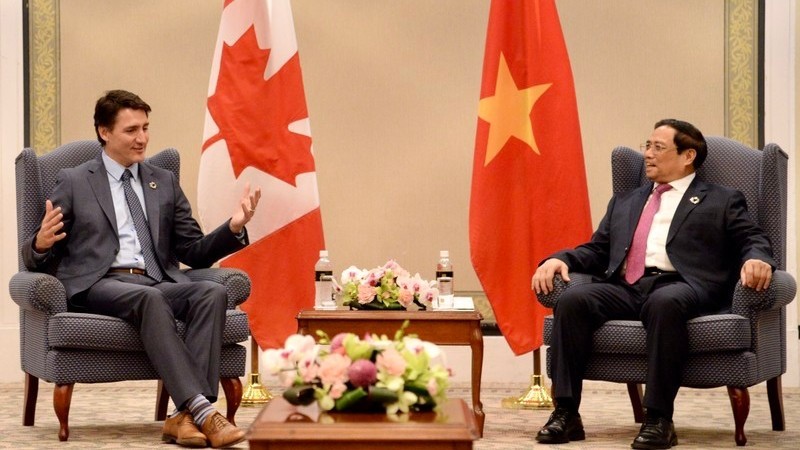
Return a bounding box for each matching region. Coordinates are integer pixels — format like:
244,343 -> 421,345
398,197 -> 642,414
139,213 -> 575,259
317,353 -> 351,386
357,284 -> 377,303
348,359 -> 378,388
330,333 -> 348,354
297,354 -> 319,383
397,288 -> 414,308
427,377 -> 439,396
329,381 -> 348,399
376,347 -> 406,376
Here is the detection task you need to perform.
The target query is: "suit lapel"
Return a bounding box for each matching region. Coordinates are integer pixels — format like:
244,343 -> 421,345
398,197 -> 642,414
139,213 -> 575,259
87,157 -> 118,236
667,178 -> 708,244
625,184 -> 654,242
138,163 -> 162,246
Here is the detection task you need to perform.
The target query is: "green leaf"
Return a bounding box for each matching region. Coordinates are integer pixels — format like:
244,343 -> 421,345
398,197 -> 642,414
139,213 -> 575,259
334,387 -> 368,411
367,386 -> 400,405
282,385 -> 316,406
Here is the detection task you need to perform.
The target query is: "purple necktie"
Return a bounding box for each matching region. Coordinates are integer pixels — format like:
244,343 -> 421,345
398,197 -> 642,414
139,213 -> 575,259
624,183 -> 672,284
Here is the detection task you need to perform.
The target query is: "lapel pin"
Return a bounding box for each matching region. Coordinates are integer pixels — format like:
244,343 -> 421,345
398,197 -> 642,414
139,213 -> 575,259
149,181 -> 157,189
690,196 -> 699,204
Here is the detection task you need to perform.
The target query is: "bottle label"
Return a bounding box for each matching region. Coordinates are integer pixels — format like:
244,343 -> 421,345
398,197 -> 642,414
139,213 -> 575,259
436,270 -> 453,279
315,270 -> 333,281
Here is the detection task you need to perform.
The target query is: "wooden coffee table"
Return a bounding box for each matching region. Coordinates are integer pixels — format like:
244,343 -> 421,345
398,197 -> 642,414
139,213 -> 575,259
296,309 -> 485,436
247,397 -> 479,449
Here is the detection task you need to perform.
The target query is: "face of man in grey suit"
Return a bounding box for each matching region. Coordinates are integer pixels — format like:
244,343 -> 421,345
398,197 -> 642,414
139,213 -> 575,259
23,89 -> 262,448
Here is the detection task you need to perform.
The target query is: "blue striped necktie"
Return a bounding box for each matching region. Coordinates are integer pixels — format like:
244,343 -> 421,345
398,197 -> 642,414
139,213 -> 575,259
121,169 -> 164,282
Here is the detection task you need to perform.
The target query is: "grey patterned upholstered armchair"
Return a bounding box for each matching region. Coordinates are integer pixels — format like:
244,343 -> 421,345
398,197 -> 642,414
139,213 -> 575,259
536,136 -> 796,446
9,140 -> 251,441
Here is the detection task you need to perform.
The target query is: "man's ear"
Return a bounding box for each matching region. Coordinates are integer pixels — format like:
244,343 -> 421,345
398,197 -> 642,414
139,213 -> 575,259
98,126 -> 110,142
682,148 -> 696,166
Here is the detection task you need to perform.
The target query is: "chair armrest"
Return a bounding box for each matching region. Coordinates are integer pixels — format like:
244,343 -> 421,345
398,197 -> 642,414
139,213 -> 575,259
184,267 -> 251,309
533,273 -> 594,308
8,271 -> 68,315
731,270 -> 796,316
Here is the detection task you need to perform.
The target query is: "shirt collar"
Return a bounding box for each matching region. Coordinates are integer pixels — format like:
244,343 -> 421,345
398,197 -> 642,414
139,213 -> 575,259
102,151 -> 139,182
656,172 -> 695,195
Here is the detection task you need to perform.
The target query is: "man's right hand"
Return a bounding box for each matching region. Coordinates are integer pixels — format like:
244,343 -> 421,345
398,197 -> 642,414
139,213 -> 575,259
34,200 -> 66,253
532,258 -> 570,295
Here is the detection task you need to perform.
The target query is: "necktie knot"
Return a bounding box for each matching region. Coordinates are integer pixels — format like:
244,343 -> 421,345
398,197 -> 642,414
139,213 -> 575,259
654,183 -> 672,196
121,169 -> 133,183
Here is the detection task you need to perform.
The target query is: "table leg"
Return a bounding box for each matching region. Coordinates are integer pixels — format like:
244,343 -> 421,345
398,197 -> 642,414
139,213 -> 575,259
470,324 -> 485,437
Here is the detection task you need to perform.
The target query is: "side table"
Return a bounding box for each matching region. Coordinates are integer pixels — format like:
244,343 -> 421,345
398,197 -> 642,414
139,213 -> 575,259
296,309 -> 485,436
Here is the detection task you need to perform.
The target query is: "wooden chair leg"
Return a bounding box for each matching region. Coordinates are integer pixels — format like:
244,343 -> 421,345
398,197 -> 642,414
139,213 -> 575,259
767,376 -> 785,431
23,372 -> 39,426
626,383 -> 645,423
53,383 -> 74,442
727,386 -> 750,446
155,380 -> 169,421
220,377 -> 243,426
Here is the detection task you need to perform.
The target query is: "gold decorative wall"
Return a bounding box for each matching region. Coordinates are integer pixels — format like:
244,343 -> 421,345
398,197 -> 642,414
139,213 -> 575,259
725,0 -> 760,148
27,0 -> 60,154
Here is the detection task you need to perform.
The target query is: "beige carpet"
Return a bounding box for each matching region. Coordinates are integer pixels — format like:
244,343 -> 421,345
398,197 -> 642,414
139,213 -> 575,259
1,379 -> 798,449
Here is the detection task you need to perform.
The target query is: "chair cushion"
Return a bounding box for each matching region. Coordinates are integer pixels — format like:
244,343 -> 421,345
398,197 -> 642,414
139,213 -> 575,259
543,313 -> 751,355
48,310 -> 249,351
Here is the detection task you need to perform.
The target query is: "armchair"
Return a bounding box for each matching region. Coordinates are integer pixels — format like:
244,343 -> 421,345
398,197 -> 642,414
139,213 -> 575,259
536,136 -> 796,446
9,140 -> 251,441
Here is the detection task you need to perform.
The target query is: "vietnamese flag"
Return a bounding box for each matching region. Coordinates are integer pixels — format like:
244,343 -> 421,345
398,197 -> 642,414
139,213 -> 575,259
469,0 -> 592,355
197,0 -> 324,349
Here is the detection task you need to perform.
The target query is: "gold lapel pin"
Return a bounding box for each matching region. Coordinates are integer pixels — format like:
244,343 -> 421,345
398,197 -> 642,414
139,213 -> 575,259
149,181 -> 157,189
690,196 -> 700,204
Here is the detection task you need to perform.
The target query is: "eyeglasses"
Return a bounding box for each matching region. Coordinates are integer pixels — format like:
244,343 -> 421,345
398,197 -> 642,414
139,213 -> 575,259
639,142 -> 676,154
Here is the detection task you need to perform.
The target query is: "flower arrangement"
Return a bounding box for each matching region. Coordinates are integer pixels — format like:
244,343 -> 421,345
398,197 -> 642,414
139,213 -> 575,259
263,322 -> 450,415
338,260 -> 439,310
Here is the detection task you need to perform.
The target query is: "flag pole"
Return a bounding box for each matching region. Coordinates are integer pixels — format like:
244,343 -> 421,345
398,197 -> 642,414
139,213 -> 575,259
241,336 -> 273,405
501,348 -> 553,409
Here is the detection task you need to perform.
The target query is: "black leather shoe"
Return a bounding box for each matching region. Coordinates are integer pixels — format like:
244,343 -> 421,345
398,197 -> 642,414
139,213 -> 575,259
535,407 -> 585,444
631,416 -> 678,449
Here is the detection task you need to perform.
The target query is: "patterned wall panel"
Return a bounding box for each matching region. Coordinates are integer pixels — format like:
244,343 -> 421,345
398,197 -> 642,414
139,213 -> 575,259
725,0 -> 760,148
28,0 -> 60,154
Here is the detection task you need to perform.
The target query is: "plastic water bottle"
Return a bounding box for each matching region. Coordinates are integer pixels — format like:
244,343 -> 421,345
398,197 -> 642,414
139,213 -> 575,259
314,250 -> 335,310
435,250 -> 454,309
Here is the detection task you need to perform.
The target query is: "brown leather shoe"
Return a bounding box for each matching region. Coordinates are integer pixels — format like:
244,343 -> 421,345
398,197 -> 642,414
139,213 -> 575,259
162,411 -> 207,448
200,412 -> 246,448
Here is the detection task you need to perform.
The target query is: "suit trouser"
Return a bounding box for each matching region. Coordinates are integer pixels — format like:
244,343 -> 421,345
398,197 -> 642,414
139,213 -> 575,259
550,274 -> 701,419
75,272 -> 228,410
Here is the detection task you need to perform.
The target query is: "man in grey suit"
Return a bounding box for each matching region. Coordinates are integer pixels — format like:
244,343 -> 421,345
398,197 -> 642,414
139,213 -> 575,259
23,90 -> 260,449
531,119 -> 775,449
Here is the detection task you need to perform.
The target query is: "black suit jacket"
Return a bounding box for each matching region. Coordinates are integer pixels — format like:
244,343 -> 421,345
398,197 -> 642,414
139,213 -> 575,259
22,155 -> 247,298
551,178 -> 775,309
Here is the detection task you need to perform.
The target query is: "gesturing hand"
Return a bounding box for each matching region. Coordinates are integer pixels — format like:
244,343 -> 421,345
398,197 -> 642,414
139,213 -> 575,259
34,200 -> 66,252
229,183 -> 262,234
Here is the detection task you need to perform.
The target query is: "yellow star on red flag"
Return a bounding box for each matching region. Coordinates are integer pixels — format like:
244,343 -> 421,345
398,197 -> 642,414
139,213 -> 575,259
478,52 -> 551,166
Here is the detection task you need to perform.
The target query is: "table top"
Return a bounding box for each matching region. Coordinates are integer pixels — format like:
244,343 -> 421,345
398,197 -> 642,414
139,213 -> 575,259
297,309 -> 483,322
246,397 -> 479,442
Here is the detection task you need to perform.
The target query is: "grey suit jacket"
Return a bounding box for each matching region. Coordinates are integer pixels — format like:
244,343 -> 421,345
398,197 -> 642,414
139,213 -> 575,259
22,155 -> 247,298
551,178 -> 775,309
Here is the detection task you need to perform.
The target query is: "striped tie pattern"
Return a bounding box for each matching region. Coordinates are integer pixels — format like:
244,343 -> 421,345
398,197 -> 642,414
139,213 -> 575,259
121,169 -> 164,282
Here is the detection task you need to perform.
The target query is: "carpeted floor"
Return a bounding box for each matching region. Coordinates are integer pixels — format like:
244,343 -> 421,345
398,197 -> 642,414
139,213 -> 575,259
0,380 -> 798,449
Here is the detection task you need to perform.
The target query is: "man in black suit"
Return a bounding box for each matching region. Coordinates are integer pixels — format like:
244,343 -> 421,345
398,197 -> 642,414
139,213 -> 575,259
23,90 -> 261,448
531,119 -> 774,449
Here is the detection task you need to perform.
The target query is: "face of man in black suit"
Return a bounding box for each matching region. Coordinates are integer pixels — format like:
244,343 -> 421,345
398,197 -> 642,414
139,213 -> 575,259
644,125 -> 697,184
98,107 -> 150,168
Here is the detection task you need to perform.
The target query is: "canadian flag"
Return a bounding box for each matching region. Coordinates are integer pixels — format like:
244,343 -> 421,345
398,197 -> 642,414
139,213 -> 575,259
198,0 -> 325,349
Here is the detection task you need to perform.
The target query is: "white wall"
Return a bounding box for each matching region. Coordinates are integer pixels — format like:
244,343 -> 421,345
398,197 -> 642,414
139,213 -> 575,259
764,0 -> 799,386
0,0 -> 24,382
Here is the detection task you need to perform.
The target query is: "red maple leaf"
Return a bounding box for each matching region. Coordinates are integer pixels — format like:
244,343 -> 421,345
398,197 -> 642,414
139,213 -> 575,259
204,25 -> 314,186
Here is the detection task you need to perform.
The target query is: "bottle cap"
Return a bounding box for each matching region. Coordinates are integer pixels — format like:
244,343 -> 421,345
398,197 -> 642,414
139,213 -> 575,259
439,250 -> 449,257
320,250 -> 328,257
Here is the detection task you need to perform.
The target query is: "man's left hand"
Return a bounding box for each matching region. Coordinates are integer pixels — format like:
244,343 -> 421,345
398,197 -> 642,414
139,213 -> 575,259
740,259 -> 772,291
229,184 -> 262,234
